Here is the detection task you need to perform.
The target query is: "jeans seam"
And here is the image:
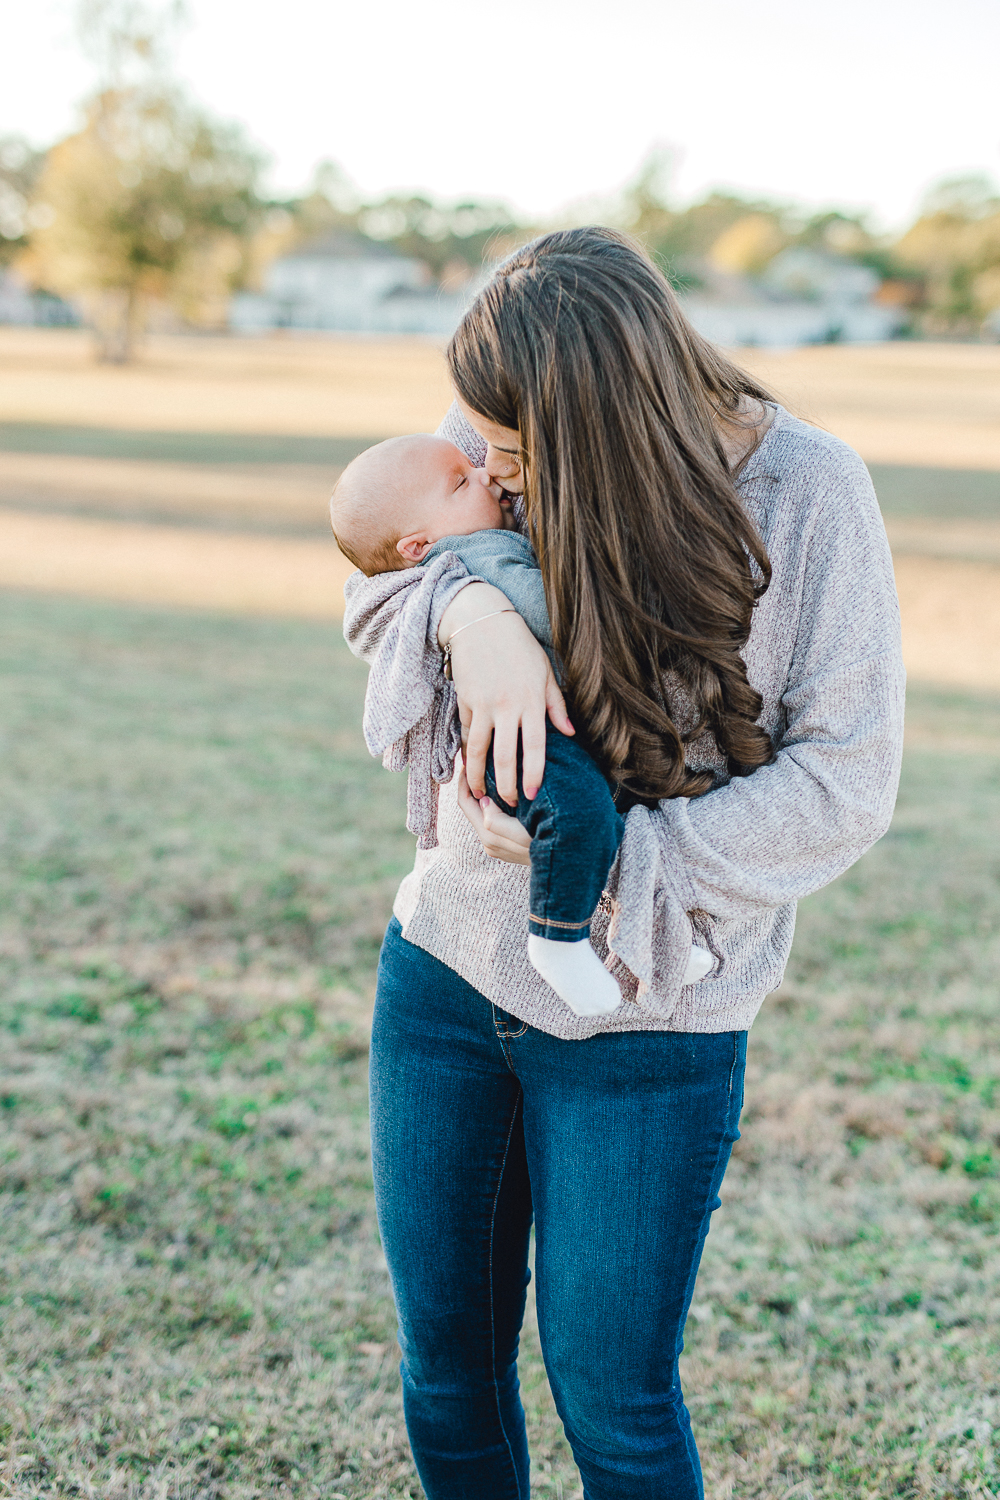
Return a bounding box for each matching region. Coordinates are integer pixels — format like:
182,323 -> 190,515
528,913 -> 592,929
727,1033 -> 739,1097
488,1092 -> 526,1500
491,1005 -> 528,1049
490,1006 -> 515,1067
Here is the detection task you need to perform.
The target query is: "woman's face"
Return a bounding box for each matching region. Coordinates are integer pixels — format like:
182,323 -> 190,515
455,395 -> 525,494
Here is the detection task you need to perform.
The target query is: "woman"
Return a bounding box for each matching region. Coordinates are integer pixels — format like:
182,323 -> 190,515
346,228 -> 904,1499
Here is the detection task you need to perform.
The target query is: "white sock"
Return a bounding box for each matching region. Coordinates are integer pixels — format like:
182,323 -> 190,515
527,934 -> 622,1016
683,944 -> 714,985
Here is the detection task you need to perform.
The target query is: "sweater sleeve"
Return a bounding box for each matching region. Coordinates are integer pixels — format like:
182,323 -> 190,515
342,553 -> 487,849
649,455 -> 906,923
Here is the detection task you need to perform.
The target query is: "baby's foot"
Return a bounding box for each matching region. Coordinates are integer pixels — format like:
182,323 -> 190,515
527,934 -> 622,1016
682,944 -> 714,985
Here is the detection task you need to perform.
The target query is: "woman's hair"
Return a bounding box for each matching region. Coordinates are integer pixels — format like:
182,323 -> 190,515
447,225 -> 776,804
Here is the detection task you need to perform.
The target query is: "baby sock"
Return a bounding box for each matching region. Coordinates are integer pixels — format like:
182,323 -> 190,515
682,944 -> 715,985
527,934 -> 622,1016
528,937 -> 715,1016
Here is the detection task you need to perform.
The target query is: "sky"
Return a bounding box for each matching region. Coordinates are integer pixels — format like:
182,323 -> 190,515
5,0 -> 1000,231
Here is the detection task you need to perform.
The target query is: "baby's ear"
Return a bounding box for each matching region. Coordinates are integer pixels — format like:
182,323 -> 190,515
396,533 -> 432,564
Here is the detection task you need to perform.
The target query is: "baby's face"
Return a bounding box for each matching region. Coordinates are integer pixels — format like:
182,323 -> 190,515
396,438 -> 509,564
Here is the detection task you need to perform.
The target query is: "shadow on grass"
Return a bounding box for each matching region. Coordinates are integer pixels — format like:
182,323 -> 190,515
0,422 -> 383,468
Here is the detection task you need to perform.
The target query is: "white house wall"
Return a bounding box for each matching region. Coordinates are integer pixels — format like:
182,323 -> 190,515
682,296 -> 903,348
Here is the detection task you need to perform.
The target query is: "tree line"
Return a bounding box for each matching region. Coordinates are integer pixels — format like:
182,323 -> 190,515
1,8 -> 997,361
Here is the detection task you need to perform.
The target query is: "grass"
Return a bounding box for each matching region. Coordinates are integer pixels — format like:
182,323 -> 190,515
0,329 -> 453,438
2,329 -> 999,469
869,465 -> 1000,521
0,512 -> 354,619
0,593 -> 413,1499
1,591 -> 999,1499
0,424 -> 376,467
2,330 -> 1000,1497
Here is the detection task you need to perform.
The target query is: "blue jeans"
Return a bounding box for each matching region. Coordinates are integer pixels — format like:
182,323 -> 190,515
370,919 -> 747,1499
485,722 -> 627,942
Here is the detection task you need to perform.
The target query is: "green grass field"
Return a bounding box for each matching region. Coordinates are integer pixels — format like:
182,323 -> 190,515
1,591 -> 999,1499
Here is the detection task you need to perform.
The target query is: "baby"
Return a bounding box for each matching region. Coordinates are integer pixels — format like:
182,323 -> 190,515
332,434 -> 713,1017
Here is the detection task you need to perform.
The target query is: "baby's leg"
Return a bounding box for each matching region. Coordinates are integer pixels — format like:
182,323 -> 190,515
485,725 -> 625,1016
485,729 -> 715,1014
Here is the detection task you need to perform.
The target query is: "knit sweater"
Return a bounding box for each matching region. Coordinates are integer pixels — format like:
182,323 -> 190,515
343,403 -> 906,1040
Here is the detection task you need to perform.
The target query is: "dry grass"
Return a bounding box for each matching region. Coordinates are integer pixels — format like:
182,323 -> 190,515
2,329 -> 999,690
894,556 -> 1000,692
0,330 -> 453,437
0,511 -> 353,619
0,453 -> 340,534
2,331 -> 999,467
884,520 -> 1000,566
2,332 -> 1000,1498
1,511 -> 997,691
739,344 -> 1000,469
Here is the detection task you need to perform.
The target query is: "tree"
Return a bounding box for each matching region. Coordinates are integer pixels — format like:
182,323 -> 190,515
23,0 -> 264,360
357,193 -> 517,281
708,214 -> 788,276
618,150 -> 789,289
0,137 -> 48,268
894,175 -> 1000,334
26,88 -> 263,361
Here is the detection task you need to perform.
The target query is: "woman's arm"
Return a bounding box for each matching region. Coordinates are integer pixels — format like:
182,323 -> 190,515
647,455 -> 905,922
434,402 -> 571,805
438,583 -> 572,806
343,554 -> 570,838
602,451 -> 905,1003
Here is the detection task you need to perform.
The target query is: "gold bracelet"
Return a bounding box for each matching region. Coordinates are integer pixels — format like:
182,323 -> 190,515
442,608 -> 517,679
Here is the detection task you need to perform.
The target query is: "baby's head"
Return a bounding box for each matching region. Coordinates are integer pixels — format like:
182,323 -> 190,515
331,434 -> 505,576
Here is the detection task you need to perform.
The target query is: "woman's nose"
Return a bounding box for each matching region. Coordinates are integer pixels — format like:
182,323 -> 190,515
485,447 -> 519,479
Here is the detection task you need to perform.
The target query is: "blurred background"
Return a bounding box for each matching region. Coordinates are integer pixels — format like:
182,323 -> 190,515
1,4 -> 999,1499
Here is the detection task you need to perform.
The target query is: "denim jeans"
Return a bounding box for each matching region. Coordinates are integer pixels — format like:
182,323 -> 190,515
484,722 -> 626,942
370,919 -> 747,1500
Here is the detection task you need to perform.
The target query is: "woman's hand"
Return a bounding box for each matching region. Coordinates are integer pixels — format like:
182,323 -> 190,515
456,766 -> 531,865
439,582 -> 572,805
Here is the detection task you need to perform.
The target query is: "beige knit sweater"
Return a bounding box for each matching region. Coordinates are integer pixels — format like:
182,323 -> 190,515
343,403 -> 905,1039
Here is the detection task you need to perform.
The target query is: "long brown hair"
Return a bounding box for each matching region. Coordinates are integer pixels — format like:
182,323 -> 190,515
447,226 -> 776,803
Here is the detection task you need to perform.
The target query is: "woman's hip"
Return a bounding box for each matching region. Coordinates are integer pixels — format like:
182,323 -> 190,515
371,917 -> 745,1231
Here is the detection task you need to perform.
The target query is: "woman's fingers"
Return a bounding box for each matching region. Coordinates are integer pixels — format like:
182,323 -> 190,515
490,712 -> 522,807
519,666 -> 570,800
479,797 -> 532,863
544,673 -> 574,738
463,718 -> 494,799
456,769 -> 531,865
444,602 -> 556,805
457,698 -> 473,750
518,707 -> 547,803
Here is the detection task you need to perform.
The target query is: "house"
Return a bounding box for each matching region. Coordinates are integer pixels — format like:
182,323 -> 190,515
0,269 -> 78,326
230,231 -> 475,336
680,248 -> 905,347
